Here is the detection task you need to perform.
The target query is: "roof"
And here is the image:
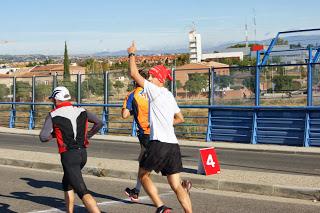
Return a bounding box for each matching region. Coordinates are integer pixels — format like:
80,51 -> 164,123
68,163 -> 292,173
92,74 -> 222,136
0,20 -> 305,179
30,64 -> 85,74
176,62 -> 229,70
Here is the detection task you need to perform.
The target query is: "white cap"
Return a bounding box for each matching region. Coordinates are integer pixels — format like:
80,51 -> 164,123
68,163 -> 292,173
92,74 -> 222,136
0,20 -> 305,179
49,86 -> 71,101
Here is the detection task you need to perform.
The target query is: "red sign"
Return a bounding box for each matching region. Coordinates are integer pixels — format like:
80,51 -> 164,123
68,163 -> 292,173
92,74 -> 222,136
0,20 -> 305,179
251,44 -> 264,51
198,147 -> 220,175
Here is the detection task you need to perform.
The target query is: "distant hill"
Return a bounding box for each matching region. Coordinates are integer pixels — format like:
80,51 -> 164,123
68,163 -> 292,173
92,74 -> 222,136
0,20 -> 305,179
93,48 -> 188,57
93,35 -> 320,57
1,35 -> 319,59
207,34 -> 320,52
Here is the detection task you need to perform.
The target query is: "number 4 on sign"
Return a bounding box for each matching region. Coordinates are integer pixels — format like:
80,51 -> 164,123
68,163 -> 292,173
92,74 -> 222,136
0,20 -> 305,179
198,147 -> 220,176
206,154 -> 215,168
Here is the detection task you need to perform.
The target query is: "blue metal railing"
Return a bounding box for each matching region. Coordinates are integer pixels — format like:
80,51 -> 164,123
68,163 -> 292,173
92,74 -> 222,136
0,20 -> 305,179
0,28 -> 320,146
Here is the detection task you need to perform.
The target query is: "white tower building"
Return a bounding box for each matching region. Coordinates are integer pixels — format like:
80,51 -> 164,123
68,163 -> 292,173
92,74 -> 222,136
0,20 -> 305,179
189,30 -> 202,63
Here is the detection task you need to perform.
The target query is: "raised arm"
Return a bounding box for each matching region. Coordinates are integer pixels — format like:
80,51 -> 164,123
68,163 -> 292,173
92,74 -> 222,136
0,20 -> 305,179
128,41 -> 145,87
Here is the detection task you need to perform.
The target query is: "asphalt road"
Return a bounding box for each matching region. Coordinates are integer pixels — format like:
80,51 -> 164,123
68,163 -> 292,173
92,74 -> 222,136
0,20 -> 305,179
1,133 -> 320,176
1,165 -> 319,213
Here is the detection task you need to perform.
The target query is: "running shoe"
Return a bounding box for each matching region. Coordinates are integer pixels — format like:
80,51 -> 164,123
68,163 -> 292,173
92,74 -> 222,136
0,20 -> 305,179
156,205 -> 172,213
124,187 -> 139,202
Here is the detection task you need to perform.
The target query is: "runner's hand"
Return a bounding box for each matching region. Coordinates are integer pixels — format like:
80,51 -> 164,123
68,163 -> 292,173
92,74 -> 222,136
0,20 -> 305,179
128,41 -> 136,54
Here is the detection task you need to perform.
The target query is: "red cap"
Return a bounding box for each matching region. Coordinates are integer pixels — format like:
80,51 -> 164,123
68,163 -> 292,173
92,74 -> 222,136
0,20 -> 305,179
148,65 -> 173,83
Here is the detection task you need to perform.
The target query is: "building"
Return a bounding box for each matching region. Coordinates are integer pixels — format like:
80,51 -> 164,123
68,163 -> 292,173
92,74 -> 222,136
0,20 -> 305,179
175,62 -> 230,95
189,30 -> 202,63
0,65 -> 18,75
202,52 -> 244,61
29,64 -> 86,82
0,64 -> 86,87
116,55 -> 176,65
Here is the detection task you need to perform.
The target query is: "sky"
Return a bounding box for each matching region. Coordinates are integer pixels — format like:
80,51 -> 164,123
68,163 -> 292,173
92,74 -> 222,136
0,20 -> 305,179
0,0 -> 320,55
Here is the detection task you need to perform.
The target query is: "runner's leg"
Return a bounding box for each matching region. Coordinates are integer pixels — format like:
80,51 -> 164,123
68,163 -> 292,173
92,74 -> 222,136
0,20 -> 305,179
138,167 -> 163,208
64,190 -> 75,213
167,173 -> 192,213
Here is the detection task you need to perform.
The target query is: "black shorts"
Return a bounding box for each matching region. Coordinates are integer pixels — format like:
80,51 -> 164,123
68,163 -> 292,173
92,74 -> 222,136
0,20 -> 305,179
137,133 -> 149,149
60,148 -> 89,199
139,140 -> 183,176
137,134 -> 150,161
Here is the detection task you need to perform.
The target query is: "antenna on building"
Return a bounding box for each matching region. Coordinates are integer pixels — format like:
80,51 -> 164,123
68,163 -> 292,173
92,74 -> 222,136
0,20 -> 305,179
245,20 -> 249,48
191,21 -> 196,32
253,8 -> 257,43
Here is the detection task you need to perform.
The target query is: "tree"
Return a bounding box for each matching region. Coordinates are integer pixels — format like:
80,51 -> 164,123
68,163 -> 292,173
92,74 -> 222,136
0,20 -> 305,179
84,74 -> 112,97
126,81 -> 135,92
26,62 -> 38,67
60,81 -> 77,99
0,84 -> 9,101
113,80 -> 124,98
216,56 -> 256,67
215,76 -> 234,88
43,58 -> 54,65
176,80 -> 182,89
276,38 -> 289,45
175,54 -> 190,66
85,59 -> 105,74
35,83 -> 52,101
272,76 -> 299,91
15,81 -> 31,101
242,77 -> 255,93
183,73 -> 208,95
63,41 -> 70,81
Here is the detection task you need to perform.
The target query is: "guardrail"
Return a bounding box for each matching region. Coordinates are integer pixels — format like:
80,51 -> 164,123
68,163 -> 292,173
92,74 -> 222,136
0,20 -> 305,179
1,101 -> 320,147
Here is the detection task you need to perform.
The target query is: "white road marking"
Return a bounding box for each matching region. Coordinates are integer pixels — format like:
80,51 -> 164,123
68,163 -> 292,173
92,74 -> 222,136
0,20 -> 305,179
28,192 -> 174,213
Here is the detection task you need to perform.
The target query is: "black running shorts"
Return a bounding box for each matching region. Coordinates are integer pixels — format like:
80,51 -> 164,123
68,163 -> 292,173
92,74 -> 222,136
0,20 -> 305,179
139,140 -> 183,176
60,148 -> 89,199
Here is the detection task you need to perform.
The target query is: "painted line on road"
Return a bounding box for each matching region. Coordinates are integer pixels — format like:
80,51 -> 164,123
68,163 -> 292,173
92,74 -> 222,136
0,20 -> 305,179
28,192 -> 174,213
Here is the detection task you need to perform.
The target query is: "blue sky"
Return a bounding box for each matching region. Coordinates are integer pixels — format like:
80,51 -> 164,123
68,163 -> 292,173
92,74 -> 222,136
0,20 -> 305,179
0,0 -> 320,55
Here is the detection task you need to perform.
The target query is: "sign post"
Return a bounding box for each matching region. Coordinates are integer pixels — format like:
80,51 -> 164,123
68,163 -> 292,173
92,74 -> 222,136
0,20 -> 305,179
197,147 -> 220,175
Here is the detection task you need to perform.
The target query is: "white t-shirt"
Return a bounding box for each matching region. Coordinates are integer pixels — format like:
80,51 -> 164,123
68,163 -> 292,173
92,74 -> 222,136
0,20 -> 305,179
144,80 -> 180,144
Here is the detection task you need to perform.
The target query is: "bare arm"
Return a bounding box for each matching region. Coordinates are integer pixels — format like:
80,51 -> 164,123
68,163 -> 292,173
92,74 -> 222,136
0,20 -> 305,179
122,108 -> 131,119
128,41 -> 145,87
173,111 -> 185,125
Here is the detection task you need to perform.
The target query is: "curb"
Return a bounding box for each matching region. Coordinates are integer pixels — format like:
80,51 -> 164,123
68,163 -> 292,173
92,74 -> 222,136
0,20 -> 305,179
0,158 -> 318,201
1,128 -> 320,156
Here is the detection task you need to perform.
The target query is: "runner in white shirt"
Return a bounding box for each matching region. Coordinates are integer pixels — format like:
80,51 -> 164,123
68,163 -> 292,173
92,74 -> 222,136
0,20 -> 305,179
127,42 -> 192,213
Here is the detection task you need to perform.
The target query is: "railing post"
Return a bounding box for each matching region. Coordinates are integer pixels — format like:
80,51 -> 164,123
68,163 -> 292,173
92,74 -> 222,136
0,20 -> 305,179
251,110 -> 257,144
77,73 -> 81,104
209,68 -> 215,105
251,50 -> 261,144
206,68 -> 214,142
53,72 -> 57,88
28,76 -> 35,129
9,76 -> 16,128
51,73 -> 57,110
206,107 -> 212,142
131,119 -> 137,137
172,68 -> 176,97
255,50 -> 261,106
100,71 -> 109,134
304,110 -> 310,147
307,47 -> 313,106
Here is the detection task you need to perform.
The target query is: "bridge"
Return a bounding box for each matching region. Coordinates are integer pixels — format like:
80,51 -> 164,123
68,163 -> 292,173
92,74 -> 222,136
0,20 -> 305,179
1,29 -> 320,212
